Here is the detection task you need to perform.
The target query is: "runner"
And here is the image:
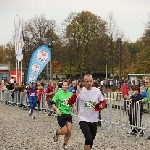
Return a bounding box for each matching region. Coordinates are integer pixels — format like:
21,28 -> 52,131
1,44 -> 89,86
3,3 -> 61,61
25,83 -> 37,119
51,80 -> 76,150
68,74 -> 106,150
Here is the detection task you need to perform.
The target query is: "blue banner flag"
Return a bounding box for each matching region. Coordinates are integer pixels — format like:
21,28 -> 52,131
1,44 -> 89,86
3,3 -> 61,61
27,45 -> 51,83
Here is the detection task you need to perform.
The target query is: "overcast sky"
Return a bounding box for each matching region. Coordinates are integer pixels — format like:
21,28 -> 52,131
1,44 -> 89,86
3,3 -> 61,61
0,0 -> 150,45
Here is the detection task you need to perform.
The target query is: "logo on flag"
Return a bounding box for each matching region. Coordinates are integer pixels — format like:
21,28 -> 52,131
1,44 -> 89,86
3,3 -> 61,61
32,64 -> 40,73
36,50 -> 48,62
29,75 -> 35,82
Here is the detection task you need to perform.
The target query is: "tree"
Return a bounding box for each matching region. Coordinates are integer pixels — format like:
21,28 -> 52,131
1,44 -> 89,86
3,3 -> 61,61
106,12 -> 130,79
22,14 -> 63,76
133,13 -> 150,73
62,11 -> 107,76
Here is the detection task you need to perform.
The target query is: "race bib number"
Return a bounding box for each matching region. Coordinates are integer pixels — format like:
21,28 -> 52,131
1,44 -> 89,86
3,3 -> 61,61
84,101 -> 96,109
62,99 -> 69,106
30,93 -> 36,96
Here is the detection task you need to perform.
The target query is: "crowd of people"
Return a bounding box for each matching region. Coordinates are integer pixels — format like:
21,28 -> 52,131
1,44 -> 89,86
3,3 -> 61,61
0,75 -> 150,149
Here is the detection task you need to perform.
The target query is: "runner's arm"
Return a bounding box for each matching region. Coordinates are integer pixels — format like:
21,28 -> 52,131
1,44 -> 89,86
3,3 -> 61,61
68,93 -> 77,105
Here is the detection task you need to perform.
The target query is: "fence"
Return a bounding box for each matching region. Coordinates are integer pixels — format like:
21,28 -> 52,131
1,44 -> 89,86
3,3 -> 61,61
0,90 -> 150,138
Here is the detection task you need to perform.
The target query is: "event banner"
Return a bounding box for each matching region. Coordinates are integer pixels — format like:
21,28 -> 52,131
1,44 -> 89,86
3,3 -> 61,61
27,45 -> 51,83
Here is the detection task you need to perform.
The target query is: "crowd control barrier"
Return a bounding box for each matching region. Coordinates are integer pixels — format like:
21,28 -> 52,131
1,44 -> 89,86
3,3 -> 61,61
100,98 -> 150,138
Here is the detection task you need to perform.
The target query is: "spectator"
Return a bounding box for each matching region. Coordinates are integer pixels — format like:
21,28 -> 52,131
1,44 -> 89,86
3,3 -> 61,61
140,86 -> 147,98
40,79 -> 45,87
45,81 -> 57,116
10,76 -> 14,84
142,77 -> 150,140
68,81 -> 75,94
100,80 -> 104,89
128,86 -> 143,135
121,80 -> 128,111
37,83 -> 44,111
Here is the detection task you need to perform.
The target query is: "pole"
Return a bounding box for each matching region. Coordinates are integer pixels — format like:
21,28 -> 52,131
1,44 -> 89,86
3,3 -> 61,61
18,60 -> 20,83
21,61 -> 22,83
8,61 -> 10,81
118,38 -> 122,80
50,60 -> 51,81
106,48 -> 108,80
110,34 -> 114,80
47,63 -> 49,83
106,64 -> 107,80
16,60 -> 17,82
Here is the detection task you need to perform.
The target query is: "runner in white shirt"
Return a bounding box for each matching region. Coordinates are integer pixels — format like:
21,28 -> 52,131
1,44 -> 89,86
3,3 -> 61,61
68,74 -> 106,150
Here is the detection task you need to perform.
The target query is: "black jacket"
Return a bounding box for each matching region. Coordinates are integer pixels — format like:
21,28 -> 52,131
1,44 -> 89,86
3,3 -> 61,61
130,93 -> 143,114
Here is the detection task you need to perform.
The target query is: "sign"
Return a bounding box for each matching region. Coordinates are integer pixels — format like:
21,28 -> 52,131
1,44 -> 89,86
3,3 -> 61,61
0,65 -> 9,70
2,77 -> 7,80
53,74 -> 56,78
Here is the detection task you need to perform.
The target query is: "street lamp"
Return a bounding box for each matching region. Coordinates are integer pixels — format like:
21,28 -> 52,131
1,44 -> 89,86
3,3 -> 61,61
117,38 -> 122,80
42,36 -> 53,82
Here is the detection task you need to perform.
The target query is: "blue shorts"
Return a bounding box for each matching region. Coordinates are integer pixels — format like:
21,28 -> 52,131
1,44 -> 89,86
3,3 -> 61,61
57,114 -> 72,128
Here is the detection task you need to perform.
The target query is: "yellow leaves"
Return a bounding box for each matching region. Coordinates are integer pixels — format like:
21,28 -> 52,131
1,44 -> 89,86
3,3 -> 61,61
52,59 -> 61,73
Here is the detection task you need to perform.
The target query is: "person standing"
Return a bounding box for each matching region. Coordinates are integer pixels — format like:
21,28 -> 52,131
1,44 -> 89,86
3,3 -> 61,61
68,74 -> 106,150
142,77 -> 150,139
127,86 -> 143,135
51,80 -> 76,150
25,83 -> 37,119
68,81 -> 76,94
121,80 -> 128,111
45,81 -> 57,116
37,83 -> 44,111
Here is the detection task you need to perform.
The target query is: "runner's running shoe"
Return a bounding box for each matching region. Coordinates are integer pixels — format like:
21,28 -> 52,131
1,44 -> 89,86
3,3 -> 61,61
29,110 -> 32,116
62,143 -> 68,150
32,116 -> 35,119
53,130 -> 59,142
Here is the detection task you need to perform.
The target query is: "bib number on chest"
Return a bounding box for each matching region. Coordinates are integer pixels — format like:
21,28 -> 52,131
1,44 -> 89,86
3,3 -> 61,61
62,99 -> 69,106
84,101 -> 96,109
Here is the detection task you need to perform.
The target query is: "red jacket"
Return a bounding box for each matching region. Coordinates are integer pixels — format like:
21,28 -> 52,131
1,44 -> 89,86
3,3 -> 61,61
121,83 -> 128,97
45,85 -> 54,101
37,89 -> 44,102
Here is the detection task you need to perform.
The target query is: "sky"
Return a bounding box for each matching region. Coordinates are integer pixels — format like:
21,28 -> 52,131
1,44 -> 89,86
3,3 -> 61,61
0,0 -> 150,45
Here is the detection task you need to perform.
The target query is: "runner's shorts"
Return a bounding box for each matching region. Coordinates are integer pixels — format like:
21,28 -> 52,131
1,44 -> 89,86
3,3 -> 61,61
57,114 -> 72,128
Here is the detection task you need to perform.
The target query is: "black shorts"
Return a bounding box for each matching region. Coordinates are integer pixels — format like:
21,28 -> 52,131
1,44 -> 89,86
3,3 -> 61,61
57,114 -> 72,128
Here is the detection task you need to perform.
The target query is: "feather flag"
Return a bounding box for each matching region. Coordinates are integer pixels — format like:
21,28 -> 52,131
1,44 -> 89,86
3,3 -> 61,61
14,15 -> 24,61
27,45 -> 51,83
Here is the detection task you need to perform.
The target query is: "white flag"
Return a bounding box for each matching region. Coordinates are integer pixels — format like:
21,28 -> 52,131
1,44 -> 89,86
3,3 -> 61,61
14,15 -> 24,61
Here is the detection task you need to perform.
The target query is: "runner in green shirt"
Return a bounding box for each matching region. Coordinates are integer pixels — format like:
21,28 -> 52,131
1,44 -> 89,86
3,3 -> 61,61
51,80 -> 76,150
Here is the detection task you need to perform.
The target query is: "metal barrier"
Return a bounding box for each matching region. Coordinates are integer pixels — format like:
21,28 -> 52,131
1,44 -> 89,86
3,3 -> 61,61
105,92 -> 122,101
0,90 -> 29,109
100,98 -> 150,138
